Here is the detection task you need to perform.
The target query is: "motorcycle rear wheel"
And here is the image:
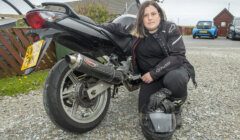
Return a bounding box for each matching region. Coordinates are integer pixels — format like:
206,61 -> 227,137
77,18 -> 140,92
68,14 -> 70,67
43,59 -> 111,133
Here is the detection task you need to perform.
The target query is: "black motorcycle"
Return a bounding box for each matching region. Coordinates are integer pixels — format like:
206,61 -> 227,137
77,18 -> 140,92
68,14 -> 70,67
21,1 -> 142,133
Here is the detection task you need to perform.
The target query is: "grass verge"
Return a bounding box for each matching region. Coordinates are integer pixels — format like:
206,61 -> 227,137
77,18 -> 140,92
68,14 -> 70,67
0,70 -> 49,96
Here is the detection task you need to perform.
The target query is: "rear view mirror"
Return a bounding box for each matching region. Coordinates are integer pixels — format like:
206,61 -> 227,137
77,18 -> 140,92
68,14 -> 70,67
230,26 -> 234,30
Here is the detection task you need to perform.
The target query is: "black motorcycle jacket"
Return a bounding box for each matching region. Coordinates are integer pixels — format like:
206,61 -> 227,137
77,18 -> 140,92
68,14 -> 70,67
101,21 -> 197,87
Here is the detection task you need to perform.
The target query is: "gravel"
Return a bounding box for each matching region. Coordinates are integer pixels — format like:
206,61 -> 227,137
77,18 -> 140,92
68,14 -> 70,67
1,40 -> 240,139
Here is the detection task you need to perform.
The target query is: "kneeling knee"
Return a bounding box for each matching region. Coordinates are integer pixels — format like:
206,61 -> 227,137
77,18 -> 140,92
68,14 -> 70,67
163,71 -> 188,87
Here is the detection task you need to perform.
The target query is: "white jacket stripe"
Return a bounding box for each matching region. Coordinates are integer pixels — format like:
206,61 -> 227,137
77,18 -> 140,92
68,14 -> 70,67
172,35 -> 182,46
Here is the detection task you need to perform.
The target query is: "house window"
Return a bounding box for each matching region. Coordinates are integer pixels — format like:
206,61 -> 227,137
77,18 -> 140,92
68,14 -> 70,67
221,22 -> 226,27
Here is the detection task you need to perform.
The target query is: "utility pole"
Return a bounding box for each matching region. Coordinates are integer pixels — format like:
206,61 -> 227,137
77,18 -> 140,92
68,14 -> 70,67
126,2 -> 128,13
228,3 -> 230,11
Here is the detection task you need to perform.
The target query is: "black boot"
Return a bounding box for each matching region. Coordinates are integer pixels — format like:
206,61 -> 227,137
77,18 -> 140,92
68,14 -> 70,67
172,97 -> 186,129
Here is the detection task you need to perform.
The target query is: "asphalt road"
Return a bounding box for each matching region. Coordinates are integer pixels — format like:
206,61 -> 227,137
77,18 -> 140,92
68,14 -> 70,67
183,36 -> 240,48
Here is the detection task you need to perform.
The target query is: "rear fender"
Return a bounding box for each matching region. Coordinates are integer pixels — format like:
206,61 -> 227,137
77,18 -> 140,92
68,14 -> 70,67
24,37 -> 53,74
24,28 -> 63,74
27,28 -> 63,39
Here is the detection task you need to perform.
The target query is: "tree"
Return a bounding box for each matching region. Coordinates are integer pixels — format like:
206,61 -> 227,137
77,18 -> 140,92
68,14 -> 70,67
77,2 -> 112,23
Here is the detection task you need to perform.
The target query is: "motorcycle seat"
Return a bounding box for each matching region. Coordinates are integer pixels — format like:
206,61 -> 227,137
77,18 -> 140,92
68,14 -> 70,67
77,15 -> 96,25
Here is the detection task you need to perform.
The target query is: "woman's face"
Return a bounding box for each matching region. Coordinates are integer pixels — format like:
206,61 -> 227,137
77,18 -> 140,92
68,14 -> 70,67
143,5 -> 161,33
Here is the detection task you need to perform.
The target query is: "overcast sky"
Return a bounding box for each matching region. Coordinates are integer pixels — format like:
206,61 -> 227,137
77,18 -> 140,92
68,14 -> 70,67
160,0 -> 240,26
0,0 -> 240,26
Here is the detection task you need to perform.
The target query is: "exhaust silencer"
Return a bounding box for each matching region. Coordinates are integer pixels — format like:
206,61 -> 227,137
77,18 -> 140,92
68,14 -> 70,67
65,54 -> 124,84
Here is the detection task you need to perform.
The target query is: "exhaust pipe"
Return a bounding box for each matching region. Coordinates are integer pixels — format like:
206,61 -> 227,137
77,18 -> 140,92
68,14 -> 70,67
65,54 -> 124,84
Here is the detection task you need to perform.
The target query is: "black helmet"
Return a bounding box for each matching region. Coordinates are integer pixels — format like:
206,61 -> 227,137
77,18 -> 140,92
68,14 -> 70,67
141,88 -> 176,140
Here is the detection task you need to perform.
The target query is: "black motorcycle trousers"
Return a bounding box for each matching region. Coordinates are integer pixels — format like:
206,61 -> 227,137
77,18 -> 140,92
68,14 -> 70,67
138,66 -> 190,113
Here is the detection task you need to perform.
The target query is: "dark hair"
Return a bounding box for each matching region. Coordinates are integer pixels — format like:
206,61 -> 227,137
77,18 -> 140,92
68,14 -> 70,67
131,0 -> 165,38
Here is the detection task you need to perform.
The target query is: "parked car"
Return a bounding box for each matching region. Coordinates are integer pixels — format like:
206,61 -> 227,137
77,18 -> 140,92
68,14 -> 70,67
192,21 -> 218,39
227,17 -> 240,40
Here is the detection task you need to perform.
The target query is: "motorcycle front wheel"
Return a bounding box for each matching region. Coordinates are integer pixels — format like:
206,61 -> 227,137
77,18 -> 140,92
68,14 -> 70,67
43,59 -> 111,133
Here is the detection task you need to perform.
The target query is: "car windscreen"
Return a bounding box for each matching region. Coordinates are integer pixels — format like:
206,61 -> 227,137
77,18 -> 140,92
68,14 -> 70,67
234,19 -> 240,26
197,21 -> 212,29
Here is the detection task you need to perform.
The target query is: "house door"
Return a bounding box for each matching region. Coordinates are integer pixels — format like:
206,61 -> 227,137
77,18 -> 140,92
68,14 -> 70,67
218,27 -> 228,36
218,21 -> 228,36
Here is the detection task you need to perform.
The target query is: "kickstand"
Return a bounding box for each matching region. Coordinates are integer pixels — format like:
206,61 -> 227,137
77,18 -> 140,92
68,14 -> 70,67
112,85 -> 119,98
